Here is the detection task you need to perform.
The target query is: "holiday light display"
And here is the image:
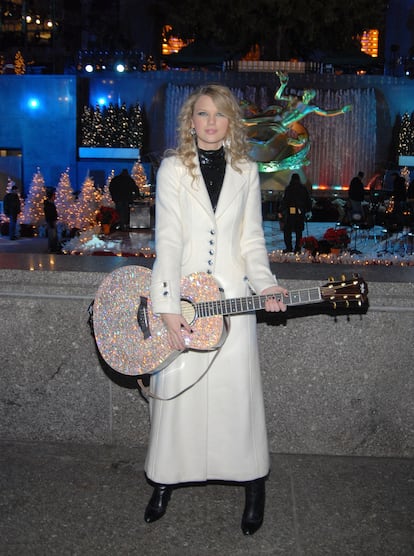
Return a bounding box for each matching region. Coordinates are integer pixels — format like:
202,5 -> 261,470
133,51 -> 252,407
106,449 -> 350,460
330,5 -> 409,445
55,168 -> 78,230
131,159 -> 150,197
22,168 -> 46,225
398,112 -> 414,156
80,102 -> 144,149
100,170 -> 116,207
72,173 -> 101,231
14,50 -> 25,74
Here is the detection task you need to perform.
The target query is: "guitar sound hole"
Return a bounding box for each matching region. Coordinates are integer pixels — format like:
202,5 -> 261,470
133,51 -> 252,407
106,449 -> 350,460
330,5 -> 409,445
181,299 -> 196,326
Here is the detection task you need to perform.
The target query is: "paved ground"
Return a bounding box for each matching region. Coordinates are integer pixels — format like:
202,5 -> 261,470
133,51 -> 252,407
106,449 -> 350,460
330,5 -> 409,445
1,441 -> 413,556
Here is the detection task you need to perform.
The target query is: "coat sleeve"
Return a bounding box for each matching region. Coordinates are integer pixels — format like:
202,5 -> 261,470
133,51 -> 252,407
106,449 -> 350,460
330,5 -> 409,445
150,157 -> 184,315
239,161 -> 278,293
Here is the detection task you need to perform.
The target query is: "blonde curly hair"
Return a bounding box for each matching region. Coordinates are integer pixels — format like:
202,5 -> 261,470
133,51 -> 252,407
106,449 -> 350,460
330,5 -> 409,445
171,84 -> 251,179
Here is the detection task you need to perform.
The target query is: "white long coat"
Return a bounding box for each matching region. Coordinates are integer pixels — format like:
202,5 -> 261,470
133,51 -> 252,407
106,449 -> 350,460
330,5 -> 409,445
145,154 -> 278,485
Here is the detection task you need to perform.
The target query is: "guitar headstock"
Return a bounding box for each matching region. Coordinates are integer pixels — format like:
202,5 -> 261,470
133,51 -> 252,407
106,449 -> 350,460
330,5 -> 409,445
320,274 -> 368,308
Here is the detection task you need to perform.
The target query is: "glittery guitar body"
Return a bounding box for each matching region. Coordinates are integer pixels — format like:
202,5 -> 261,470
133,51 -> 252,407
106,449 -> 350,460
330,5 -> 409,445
91,266 -> 368,376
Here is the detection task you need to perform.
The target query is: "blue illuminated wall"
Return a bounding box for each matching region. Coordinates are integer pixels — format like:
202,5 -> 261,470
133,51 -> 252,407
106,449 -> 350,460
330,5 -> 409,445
0,75 -> 77,195
1,72 -> 414,197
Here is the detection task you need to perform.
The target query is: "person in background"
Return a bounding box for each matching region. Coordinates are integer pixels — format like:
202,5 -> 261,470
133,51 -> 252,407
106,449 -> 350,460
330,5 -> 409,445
279,173 -> 312,253
3,184 -> 21,240
392,172 -> 407,215
109,168 -> 140,231
348,171 -> 366,222
407,178 -> 414,214
144,84 -> 288,536
43,189 -> 60,253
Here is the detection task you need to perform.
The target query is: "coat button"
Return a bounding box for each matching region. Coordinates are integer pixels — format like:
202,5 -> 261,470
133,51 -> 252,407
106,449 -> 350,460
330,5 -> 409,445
208,260 -> 213,265
209,249 -> 214,255
207,269 -> 212,274
210,229 -> 215,235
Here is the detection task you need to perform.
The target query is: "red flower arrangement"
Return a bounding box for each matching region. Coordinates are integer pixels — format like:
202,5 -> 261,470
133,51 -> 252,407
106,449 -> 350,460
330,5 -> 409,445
300,236 -> 319,251
96,206 -> 118,226
323,227 -> 350,249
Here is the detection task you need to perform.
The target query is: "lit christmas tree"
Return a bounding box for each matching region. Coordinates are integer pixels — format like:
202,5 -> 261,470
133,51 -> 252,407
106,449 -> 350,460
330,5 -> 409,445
73,173 -> 100,230
55,168 -> 78,230
128,103 -> 144,149
22,168 -> 46,225
80,106 -> 95,146
117,102 -> 130,147
14,51 -> 25,75
91,105 -> 105,146
401,166 -> 410,186
131,159 -> 149,197
100,170 -> 116,207
80,102 -> 144,148
142,55 -> 157,71
398,112 -> 413,156
103,103 -> 118,147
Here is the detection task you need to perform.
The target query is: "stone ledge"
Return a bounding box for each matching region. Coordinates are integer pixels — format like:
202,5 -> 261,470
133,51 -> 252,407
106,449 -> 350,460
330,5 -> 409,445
0,269 -> 412,458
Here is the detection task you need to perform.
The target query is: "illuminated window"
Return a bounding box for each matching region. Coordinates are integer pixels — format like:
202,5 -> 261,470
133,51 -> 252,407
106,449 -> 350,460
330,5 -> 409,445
360,29 -> 379,58
162,25 -> 194,56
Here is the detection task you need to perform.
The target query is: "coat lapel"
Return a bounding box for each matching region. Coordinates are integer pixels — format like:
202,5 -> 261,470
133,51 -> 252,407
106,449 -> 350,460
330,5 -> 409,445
182,156 -> 247,221
215,163 -> 245,218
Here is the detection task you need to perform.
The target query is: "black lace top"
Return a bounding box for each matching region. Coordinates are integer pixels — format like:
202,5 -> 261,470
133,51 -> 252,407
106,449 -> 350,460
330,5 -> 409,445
198,146 -> 226,212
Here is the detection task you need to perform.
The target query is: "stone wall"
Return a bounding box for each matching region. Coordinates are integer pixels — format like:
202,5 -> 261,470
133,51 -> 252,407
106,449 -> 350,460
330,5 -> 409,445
0,267 -> 413,458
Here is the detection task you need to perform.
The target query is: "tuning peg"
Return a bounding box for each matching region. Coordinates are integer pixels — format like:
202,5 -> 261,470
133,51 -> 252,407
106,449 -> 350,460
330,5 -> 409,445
341,274 -> 346,281
328,276 -> 335,282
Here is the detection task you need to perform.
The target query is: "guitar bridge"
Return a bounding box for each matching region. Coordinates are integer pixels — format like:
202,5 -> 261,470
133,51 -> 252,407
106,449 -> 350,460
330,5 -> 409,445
137,296 -> 151,339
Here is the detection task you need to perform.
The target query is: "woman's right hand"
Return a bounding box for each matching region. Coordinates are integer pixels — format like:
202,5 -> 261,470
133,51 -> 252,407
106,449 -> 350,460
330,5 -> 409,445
160,313 -> 192,351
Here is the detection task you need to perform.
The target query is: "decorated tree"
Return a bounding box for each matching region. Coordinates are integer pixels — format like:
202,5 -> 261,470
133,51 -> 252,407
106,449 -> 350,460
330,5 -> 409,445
91,105 -> 105,146
117,102 -> 130,147
128,103 -> 144,149
55,168 -> 78,229
14,51 -> 25,75
398,112 -> 413,156
131,159 -> 150,197
80,106 -> 95,146
142,55 -> 157,71
22,168 -> 47,225
102,104 -> 118,147
73,173 -> 100,230
100,170 -> 116,207
79,102 -> 144,148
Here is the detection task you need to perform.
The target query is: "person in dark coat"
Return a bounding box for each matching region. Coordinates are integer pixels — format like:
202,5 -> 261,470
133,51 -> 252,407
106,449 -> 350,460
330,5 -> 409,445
109,168 -> 140,230
279,173 -> 312,252
348,171 -> 366,221
43,189 -> 60,253
392,173 -> 407,214
3,184 -> 21,240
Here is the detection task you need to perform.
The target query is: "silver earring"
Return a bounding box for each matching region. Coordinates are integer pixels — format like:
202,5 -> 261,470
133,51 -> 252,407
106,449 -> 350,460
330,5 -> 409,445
224,137 -> 231,148
190,128 -> 196,136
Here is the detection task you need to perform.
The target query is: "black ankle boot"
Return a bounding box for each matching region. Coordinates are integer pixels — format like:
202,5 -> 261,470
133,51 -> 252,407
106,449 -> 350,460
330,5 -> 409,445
241,478 -> 265,535
144,484 -> 172,523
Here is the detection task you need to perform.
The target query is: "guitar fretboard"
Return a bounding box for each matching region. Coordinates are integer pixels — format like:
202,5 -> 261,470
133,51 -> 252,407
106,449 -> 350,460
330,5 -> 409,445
196,287 -> 322,317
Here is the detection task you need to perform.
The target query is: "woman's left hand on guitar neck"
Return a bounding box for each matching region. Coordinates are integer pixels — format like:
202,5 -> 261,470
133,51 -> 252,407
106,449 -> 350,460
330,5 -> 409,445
261,285 -> 288,313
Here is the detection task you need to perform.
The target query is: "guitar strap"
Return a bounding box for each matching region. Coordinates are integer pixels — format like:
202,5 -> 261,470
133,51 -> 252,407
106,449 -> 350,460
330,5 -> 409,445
137,349 -> 221,402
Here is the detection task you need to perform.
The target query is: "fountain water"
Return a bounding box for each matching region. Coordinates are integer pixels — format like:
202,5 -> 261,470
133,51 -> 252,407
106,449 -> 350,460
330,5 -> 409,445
164,83 -> 377,188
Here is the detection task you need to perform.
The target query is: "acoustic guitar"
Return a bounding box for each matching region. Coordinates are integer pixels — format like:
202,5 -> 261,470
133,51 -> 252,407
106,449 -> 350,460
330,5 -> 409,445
90,266 -> 368,376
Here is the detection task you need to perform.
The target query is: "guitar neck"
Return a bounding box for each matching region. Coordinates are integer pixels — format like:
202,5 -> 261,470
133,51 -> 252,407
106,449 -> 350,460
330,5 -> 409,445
196,287 -> 323,318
